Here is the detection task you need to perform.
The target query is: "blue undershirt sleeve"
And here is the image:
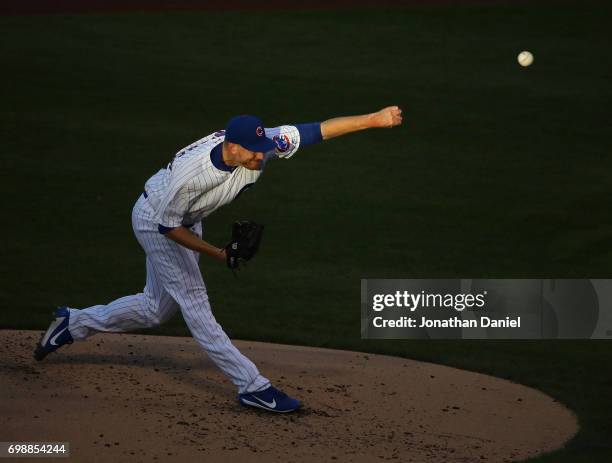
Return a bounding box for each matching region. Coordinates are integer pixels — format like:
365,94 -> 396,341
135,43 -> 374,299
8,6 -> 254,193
158,224 -> 175,235
295,123 -> 323,147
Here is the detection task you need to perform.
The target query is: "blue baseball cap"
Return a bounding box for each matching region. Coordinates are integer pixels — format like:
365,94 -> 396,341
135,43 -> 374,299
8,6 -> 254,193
225,115 -> 276,153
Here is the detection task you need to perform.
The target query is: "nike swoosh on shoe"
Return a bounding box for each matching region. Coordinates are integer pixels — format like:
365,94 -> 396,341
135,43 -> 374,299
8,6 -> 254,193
50,327 -> 68,346
41,318 -> 64,346
253,397 -> 276,409
241,398 -> 279,411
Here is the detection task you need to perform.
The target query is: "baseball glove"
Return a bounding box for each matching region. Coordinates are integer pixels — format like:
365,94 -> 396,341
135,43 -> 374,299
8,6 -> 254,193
224,220 -> 264,272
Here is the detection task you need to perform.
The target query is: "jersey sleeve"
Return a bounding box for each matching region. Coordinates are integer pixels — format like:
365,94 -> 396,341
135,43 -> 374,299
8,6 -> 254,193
266,125 -> 301,159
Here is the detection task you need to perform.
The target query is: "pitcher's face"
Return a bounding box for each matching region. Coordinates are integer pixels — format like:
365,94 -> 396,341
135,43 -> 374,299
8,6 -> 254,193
236,145 -> 265,170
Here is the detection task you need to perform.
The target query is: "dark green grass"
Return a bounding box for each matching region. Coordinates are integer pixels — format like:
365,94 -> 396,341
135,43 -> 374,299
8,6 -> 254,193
1,2 -> 611,461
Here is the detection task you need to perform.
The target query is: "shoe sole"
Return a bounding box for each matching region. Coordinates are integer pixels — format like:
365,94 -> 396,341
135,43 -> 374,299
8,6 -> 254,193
33,335 -> 51,361
33,311 -> 71,361
40,317 -> 65,347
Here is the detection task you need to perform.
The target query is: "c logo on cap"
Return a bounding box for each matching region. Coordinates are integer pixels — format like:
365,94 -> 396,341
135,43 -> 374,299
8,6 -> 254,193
256,126 -> 264,137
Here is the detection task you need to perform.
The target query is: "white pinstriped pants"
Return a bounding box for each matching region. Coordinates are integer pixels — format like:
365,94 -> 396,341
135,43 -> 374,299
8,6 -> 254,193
68,194 -> 270,394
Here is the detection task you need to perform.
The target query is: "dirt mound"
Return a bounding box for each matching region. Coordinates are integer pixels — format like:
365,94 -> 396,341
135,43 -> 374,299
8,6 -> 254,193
1,330 -> 576,462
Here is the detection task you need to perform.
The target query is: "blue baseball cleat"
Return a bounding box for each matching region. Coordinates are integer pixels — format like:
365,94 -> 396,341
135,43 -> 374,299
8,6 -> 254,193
238,386 -> 301,413
34,307 -> 74,361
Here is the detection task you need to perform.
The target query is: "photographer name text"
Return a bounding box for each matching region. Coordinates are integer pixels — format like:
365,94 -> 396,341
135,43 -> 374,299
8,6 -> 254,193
372,316 -> 521,328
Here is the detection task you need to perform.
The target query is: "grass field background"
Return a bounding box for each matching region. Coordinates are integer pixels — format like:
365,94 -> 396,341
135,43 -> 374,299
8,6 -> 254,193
1,2 -> 611,461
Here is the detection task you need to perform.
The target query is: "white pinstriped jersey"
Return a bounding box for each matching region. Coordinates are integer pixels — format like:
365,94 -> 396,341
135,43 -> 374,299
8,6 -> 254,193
144,125 -> 301,228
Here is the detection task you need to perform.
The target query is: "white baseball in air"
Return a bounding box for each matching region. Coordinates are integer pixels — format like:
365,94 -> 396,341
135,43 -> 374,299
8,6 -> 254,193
517,51 -> 534,67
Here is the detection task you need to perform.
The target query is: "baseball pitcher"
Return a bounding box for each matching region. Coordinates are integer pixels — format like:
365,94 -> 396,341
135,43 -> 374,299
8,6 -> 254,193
34,106 -> 403,413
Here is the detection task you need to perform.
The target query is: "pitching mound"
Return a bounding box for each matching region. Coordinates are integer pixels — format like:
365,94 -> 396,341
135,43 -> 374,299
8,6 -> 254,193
1,330 -> 576,462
